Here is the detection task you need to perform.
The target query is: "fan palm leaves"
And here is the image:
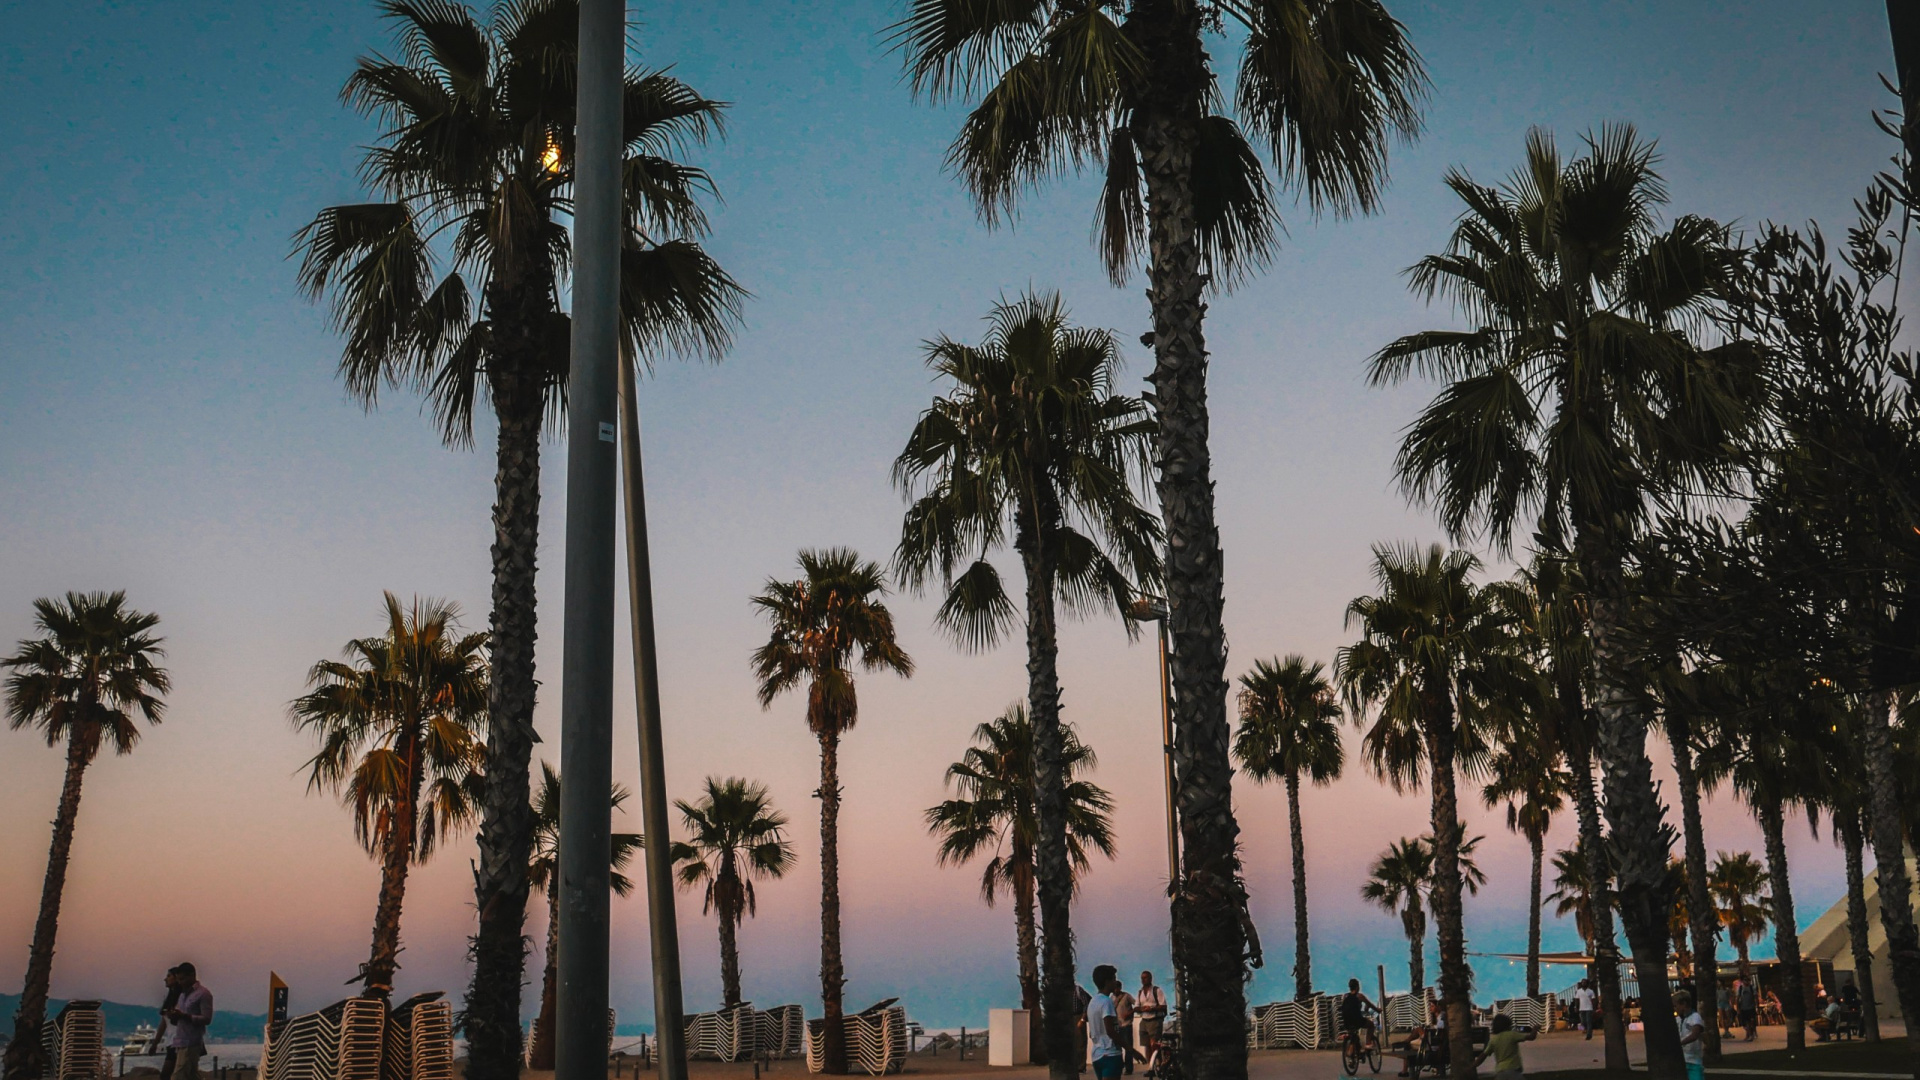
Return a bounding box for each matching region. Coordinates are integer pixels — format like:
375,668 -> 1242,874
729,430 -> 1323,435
2,592 -> 169,1080
1548,843 -> 1601,951
294,5 -> 743,1067
1363,838 -> 1433,995
925,705 -> 1115,1032
1708,851 -> 1771,985
525,763 -> 642,1070
1481,734 -> 1568,997
751,548 -> 913,1074
893,10 -> 1427,1071
893,291 -> 1156,1068
1369,125 -> 1763,1079
1234,656 -> 1343,1001
290,593 -> 488,997
1337,542 -> 1522,1075
671,777 -> 797,1009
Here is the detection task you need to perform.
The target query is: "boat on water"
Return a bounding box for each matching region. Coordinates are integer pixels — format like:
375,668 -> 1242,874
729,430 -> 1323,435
123,1024 -> 157,1055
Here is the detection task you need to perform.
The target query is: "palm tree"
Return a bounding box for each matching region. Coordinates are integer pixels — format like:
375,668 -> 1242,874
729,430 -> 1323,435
1707,851 -> 1771,986
289,593 -> 489,997
1363,838 -> 1433,996
293,5 -> 743,1070
1548,843 -> 1600,950
1646,662 -> 1726,1061
1234,656 -> 1344,1001
751,549 -> 914,1074
1337,544 -> 1518,1078
3,592 -> 169,1080
1480,735 -> 1567,997
926,704 -> 1116,1059
671,777 -> 798,1010
1368,126 -> 1762,1080
526,763 -> 642,1070
893,11 -> 1427,1074
892,292 -> 1158,1078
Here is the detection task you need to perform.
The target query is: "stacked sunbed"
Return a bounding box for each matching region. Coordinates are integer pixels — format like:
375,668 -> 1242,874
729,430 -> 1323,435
42,1000 -> 107,1080
1383,989 -> 1437,1033
262,998 -> 385,1080
804,1006 -> 906,1075
684,1003 -> 806,1062
1244,995 -> 1336,1050
757,1004 -> 805,1059
379,994 -> 454,1080
1489,996 -> 1551,1031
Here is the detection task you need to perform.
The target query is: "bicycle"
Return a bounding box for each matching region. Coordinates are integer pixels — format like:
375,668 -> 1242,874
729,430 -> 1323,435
1340,1028 -> 1383,1076
1145,1031 -> 1183,1080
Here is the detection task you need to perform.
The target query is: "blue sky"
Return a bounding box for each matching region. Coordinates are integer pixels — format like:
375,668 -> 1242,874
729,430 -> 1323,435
0,0 -> 1893,1029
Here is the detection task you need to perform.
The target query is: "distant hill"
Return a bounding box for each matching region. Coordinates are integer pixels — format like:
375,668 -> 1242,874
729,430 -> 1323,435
0,995 -> 268,1044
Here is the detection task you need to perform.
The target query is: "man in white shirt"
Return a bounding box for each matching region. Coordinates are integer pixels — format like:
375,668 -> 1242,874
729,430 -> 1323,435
1675,990 -> 1707,1080
1086,965 -> 1125,1080
1573,981 -> 1596,1040
1135,972 -> 1167,1070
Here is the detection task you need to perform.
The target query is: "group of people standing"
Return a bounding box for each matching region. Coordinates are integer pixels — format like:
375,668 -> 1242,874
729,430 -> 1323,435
152,963 -> 214,1080
1083,969 -> 1168,1079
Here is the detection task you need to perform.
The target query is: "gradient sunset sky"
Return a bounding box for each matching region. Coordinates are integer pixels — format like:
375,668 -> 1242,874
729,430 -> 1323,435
0,0 -> 1892,1030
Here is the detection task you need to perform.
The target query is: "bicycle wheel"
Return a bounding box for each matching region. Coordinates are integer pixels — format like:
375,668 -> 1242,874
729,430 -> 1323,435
1342,1041 -> 1360,1077
1367,1042 -> 1383,1074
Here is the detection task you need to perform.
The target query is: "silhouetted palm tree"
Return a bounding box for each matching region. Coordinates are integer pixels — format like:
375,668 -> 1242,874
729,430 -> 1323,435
1369,125 -> 1761,1080
1481,737 -> 1567,997
672,777 -> 797,1009
893,292 -> 1157,1071
3,592 -> 169,1080
926,704 -> 1115,1052
1234,656 -> 1344,1000
893,10 -> 1427,1073
526,764 -> 641,1071
290,593 -> 488,997
1364,838 -> 1433,996
293,5 -> 743,1068
751,549 -> 914,1074
1708,851 -> 1771,985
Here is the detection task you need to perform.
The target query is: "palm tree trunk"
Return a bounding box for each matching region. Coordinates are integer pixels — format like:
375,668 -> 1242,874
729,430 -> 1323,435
819,728 -> 848,1075
1665,714 -> 1720,1061
1756,801 -> 1805,1051
1578,549 -> 1684,1080
1860,690 -> 1920,1071
363,733 -> 422,998
720,906 -> 742,1009
1424,702 -> 1474,1080
466,353 -> 546,1080
1563,711 -> 1628,1070
1839,810 -> 1881,1042
1286,772 -> 1312,1002
1130,6 -> 1249,1078
1408,907 -> 1427,995
1527,831 -> 1544,999
1014,851 -> 1045,1066
2,736 -> 91,1080
1017,490 -> 1077,1080
529,892 -> 561,1071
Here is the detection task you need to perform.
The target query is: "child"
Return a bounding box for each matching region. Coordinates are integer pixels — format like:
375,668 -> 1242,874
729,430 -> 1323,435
1675,991 -> 1707,1080
1474,1014 -> 1535,1080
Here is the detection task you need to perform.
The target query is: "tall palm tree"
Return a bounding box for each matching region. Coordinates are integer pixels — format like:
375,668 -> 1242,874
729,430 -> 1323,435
671,777 -> 798,1010
892,11 -> 1427,1075
2,592 -> 169,1080
1234,656 -> 1344,1001
1369,126 -> 1761,1080
1645,661 -> 1726,1061
526,763 -> 642,1071
892,291 -> 1158,1079
1548,843 -> 1600,950
1495,554 -> 1628,1067
926,704 -> 1116,1059
1337,544 -> 1518,1078
293,6 -> 743,1070
1480,736 -> 1567,997
1363,838 -> 1433,997
1707,851 -> 1771,986
290,593 -> 489,998
751,549 -> 914,1074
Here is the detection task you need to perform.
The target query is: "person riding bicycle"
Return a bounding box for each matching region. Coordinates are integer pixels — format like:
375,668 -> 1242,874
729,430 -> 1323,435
1340,979 -> 1381,1051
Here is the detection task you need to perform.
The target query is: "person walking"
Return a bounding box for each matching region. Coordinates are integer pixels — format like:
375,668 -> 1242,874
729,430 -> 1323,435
1087,966 -> 1126,1080
1717,981 -> 1732,1039
1574,980 -> 1596,1040
1112,980 -> 1138,1074
1736,978 -> 1758,1042
154,967 -> 185,1080
1675,990 -> 1707,1080
163,964 -> 212,1080
1473,1014 -> 1535,1080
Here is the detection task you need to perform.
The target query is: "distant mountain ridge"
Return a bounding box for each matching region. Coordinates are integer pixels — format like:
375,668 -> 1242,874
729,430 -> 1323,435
0,994 -> 268,1043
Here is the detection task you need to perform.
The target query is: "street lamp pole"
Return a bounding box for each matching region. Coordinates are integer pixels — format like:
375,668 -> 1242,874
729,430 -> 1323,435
1128,597 -> 1184,1018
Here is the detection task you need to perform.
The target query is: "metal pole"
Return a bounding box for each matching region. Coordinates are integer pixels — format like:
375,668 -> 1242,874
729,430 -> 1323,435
619,350 -> 690,1080
556,1 -> 623,1079
1156,619 -> 1184,1019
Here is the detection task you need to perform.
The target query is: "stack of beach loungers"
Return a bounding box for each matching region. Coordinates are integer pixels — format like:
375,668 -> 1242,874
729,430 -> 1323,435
1384,989 -> 1438,1033
681,1003 -> 803,1062
1489,996 -> 1552,1031
42,1001 -> 107,1080
805,1006 -> 906,1075
262,997 -> 385,1080
1246,995 -> 1338,1050
378,995 -> 454,1080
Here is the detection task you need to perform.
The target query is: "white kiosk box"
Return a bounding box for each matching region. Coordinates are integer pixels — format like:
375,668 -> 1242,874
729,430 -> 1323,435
988,1009 -> 1032,1066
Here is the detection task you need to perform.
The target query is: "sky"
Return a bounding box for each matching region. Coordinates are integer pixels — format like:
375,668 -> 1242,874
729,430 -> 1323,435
0,0 -> 1895,1033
